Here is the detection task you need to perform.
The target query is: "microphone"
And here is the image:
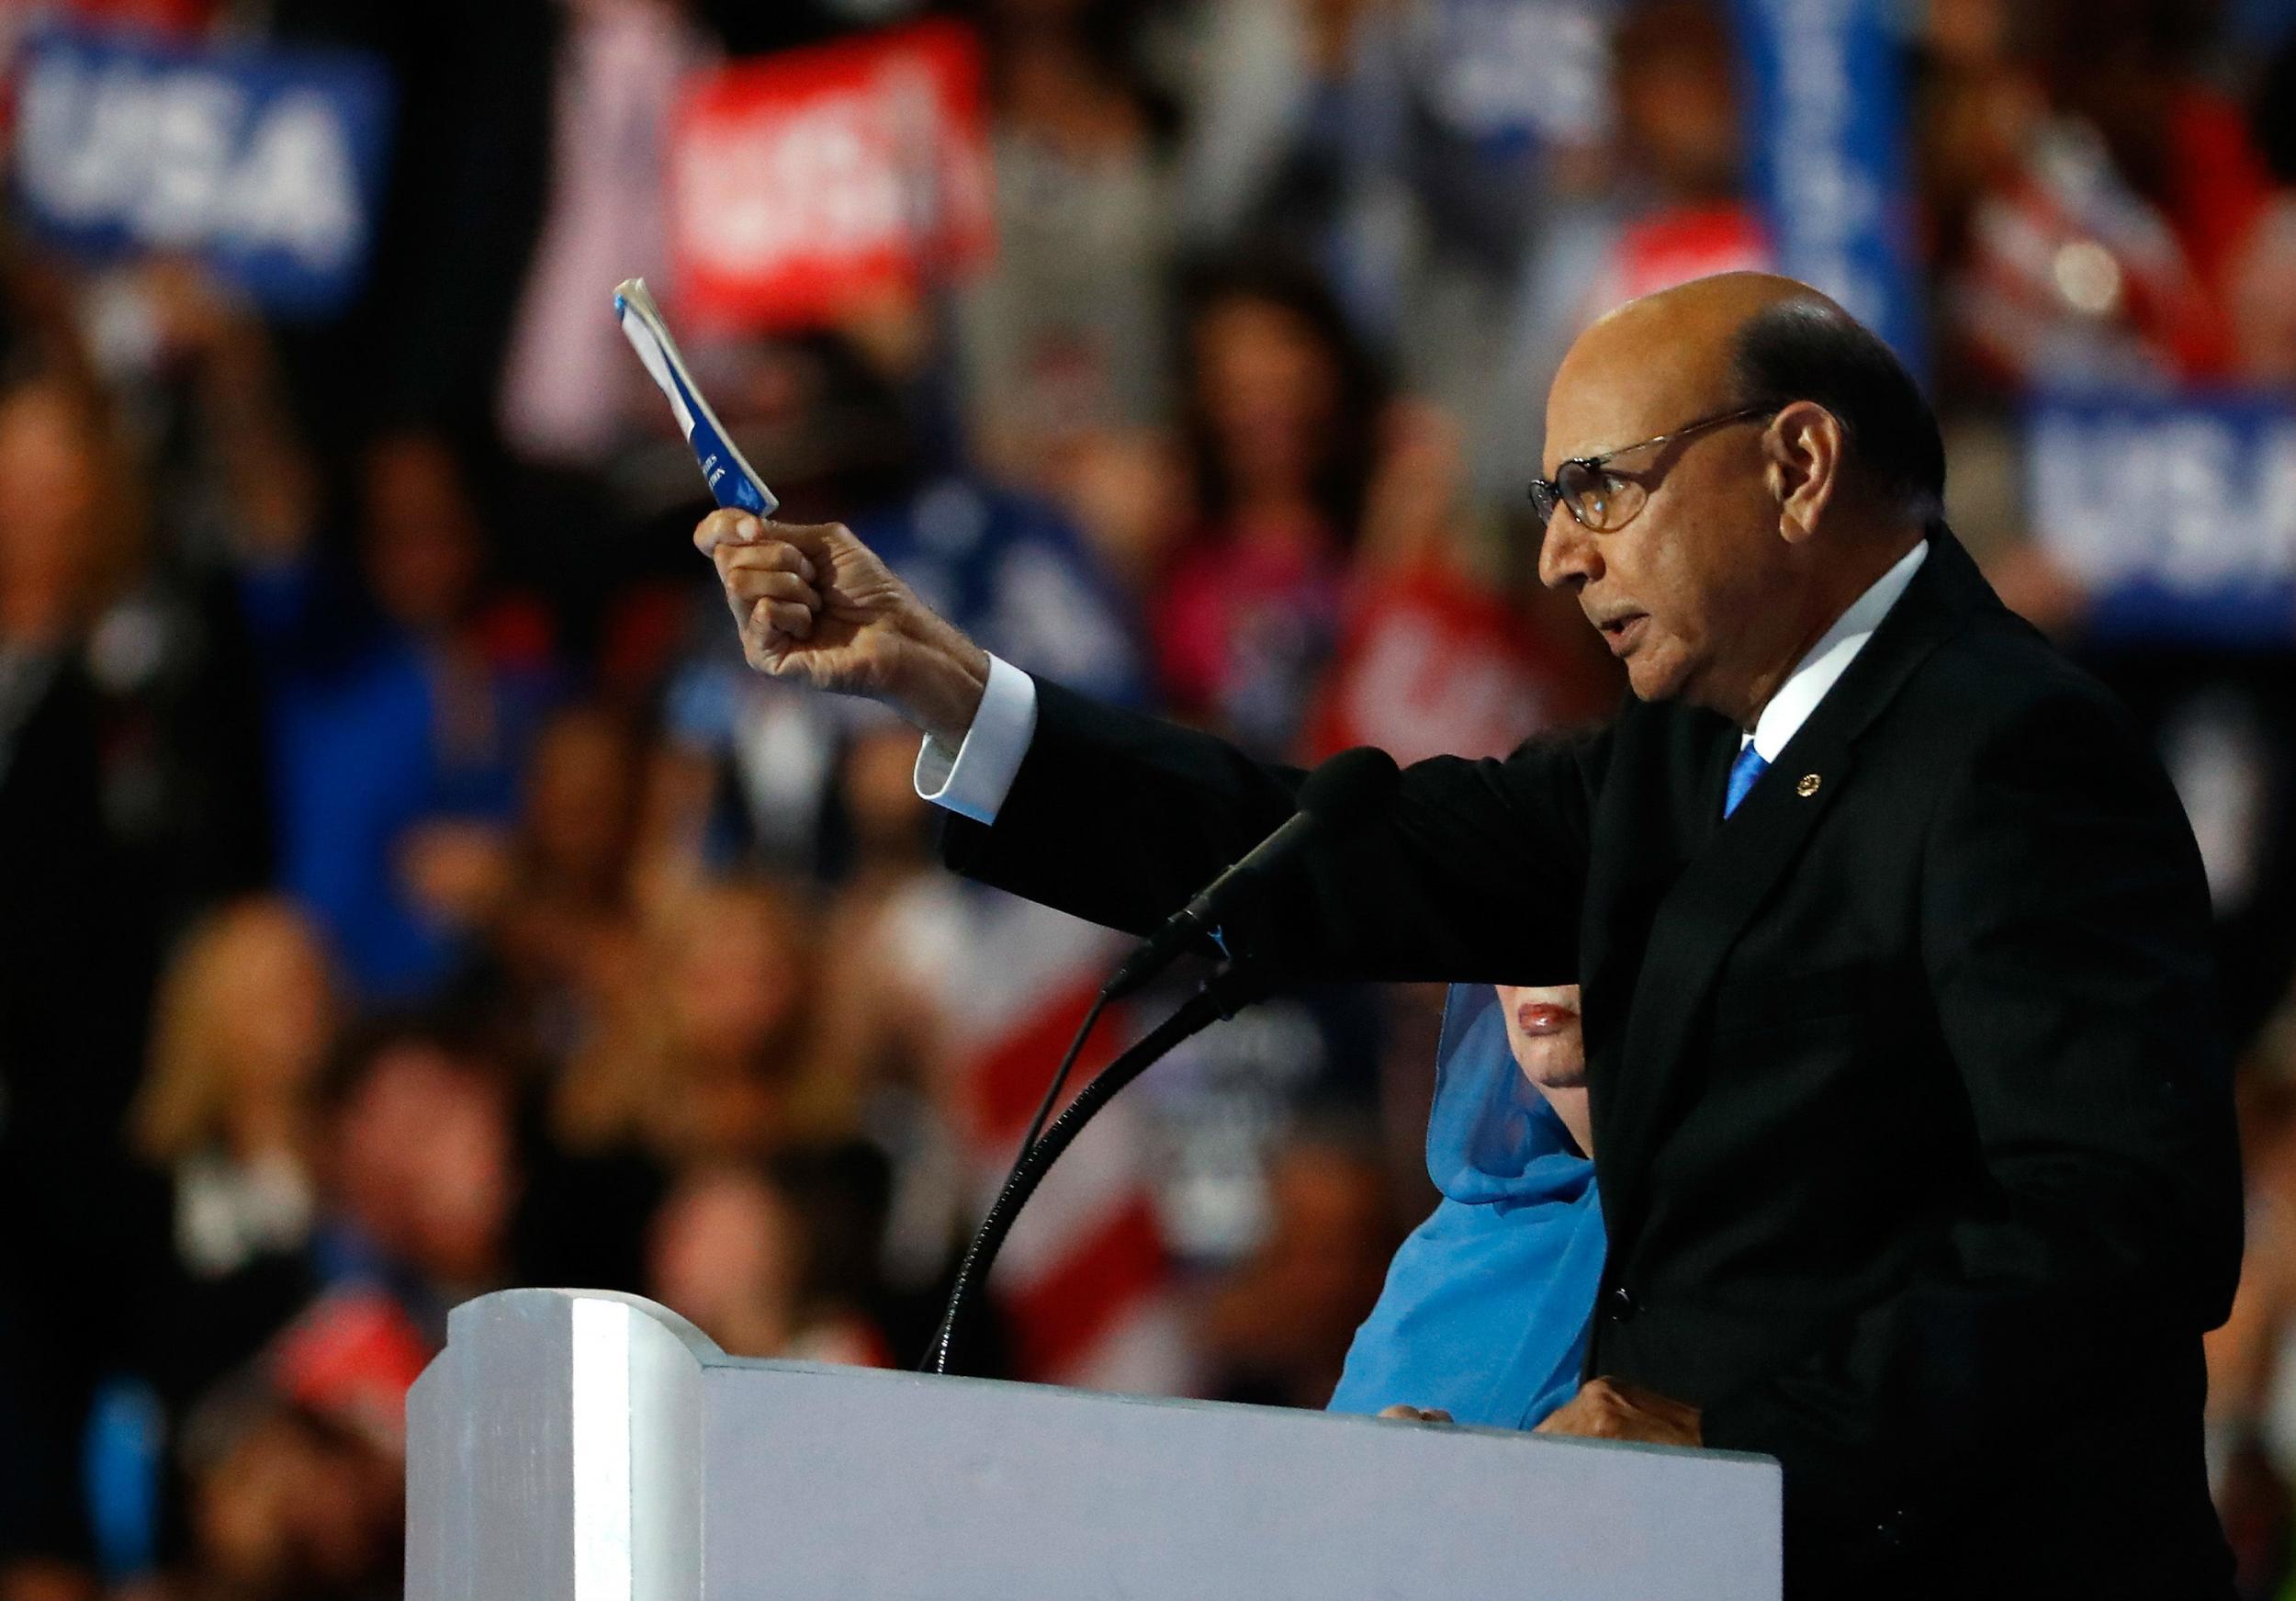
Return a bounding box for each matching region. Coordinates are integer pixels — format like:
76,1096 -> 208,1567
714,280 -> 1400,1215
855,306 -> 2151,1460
1100,746 -> 1400,1000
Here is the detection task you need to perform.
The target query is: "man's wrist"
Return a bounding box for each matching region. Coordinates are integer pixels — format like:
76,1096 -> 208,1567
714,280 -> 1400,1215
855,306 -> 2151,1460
903,615 -> 992,749
915,655 -> 1037,825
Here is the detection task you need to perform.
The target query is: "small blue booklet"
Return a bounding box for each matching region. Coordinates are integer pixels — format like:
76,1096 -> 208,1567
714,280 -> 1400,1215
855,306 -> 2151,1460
613,276 -> 779,516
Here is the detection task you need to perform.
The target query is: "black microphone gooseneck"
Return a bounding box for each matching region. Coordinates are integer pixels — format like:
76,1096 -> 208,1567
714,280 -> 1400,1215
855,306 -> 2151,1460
925,746 -> 1401,1377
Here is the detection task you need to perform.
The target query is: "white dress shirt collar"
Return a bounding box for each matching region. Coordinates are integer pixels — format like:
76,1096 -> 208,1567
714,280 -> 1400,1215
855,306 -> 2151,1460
1745,539 -> 1929,761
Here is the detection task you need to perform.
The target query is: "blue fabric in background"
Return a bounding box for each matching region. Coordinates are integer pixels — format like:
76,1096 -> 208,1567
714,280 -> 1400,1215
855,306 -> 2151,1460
240,558 -> 556,1000
1328,983 -> 1604,1429
1728,0 -> 1925,381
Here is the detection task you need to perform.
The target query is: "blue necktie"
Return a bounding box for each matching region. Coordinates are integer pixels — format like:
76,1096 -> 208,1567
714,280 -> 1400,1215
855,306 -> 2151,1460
1724,743 -> 1770,817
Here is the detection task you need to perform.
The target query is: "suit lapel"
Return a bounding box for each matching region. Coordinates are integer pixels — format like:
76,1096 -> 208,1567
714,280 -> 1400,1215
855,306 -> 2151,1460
1591,530 -> 1998,1243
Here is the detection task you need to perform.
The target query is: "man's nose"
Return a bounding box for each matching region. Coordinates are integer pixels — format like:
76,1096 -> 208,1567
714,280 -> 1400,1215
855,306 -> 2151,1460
1536,510 -> 1601,592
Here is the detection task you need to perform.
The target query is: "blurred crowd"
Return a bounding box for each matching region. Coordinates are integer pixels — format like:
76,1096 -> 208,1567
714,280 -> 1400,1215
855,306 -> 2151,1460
3,0 -> 2296,1596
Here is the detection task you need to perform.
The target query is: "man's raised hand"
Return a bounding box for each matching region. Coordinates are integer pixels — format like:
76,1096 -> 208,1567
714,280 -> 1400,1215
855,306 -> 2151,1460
694,511 -> 991,748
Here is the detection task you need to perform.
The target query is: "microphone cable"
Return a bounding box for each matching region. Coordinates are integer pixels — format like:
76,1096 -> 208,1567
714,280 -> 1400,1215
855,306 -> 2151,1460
1011,990 -> 1109,1169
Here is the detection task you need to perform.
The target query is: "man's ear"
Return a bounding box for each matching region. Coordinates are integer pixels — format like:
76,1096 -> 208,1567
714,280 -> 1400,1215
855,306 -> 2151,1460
1761,400 -> 1844,546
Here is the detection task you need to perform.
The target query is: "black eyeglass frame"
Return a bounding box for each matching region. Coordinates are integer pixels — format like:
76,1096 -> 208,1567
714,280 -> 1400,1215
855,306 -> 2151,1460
1527,404 -> 1777,532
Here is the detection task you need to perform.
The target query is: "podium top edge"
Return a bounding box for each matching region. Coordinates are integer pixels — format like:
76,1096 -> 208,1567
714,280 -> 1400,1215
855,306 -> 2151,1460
435,1289 -> 1778,1474
445,1287 -> 723,1361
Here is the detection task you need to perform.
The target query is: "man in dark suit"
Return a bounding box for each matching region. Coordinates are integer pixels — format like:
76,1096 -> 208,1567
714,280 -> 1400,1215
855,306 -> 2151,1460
692,273 -> 2242,1596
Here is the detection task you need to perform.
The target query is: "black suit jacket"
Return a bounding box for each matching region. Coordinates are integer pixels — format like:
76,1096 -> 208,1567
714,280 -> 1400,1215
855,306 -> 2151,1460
942,533 -> 2242,1598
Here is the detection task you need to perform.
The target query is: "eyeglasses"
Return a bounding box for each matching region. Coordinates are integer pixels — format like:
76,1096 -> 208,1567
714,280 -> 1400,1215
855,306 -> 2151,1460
1527,405 -> 1775,533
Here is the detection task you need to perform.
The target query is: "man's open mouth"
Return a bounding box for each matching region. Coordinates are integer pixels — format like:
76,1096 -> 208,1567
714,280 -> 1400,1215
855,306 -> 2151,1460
1598,613 -> 1648,655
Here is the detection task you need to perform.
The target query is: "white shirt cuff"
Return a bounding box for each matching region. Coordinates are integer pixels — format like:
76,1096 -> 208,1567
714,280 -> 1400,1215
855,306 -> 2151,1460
914,653 -> 1037,825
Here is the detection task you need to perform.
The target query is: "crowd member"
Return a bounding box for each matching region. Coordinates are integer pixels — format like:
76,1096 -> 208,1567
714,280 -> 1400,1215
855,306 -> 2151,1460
0,365 -> 209,1593
958,0 -> 1178,481
461,702 -> 647,1065
554,878 -> 828,1164
313,1021 -> 524,1337
494,0 -> 712,477
1930,0 -> 2275,391
129,901 -> 337,1408
2231,31 -> 2296,385
262,0 -> 557,455
174,1375 -> 403,1601
490,0 -> 724,657
1300,399 -> 1612,765
1482,0 -> 1771,490
1154,255 -> 1387,756
1169,0 -> 1591,374
646,1150 -> 893,1365
234,434 -> 559,1001
1193,1130 -> 1397,1411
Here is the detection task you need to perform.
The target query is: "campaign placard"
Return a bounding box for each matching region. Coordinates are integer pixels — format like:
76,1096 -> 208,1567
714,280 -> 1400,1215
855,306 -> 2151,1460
1728,0 -> 1925,377
667,20 -> 993,332
10,22 -> 394,318
2027,392 -> 2296,645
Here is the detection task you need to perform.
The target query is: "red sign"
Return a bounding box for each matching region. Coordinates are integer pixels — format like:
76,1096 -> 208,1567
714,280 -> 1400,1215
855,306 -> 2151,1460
1305,565 -> 1564,767
669,21 -> 993,331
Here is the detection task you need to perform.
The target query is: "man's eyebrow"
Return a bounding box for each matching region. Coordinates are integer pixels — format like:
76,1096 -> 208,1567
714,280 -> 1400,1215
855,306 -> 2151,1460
1550,434 -> 1639,467
1565,420 -> 1718,468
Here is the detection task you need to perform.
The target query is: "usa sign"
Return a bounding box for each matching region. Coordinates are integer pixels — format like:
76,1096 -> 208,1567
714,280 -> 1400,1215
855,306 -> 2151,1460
11,22 -> 394,318
2027,391 -> 2296,646
668,21 -> 993,331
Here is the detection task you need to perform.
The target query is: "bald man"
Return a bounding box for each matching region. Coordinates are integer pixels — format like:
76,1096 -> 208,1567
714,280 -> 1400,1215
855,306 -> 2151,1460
694,274 -> 2240,1598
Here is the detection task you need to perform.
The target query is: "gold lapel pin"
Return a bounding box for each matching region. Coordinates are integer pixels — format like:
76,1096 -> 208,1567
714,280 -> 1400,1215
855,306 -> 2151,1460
1795,773 -> 1822,797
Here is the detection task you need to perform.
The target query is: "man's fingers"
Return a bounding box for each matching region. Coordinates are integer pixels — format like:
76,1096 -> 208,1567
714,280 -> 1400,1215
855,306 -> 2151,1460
737,600 -> 815,670
726,568 -> 820,611
769,600 -> 814,638
693,509 -> 761,556
759,599 -> 814,639
715,539 -> 818,584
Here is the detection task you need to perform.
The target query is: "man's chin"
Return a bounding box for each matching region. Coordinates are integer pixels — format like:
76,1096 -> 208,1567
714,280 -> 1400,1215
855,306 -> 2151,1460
1624,653 -> 1684,703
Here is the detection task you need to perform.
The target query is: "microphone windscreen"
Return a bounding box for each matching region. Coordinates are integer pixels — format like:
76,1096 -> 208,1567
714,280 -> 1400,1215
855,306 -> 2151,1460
1296,746 -> 1401,836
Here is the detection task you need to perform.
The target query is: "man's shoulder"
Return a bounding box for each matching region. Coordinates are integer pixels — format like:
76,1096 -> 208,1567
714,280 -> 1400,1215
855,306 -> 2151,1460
1880,617 -> 2199,866
1890,609 -> 2145,758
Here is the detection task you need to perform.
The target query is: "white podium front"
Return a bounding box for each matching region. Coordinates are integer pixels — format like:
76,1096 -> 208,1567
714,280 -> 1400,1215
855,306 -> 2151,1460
405,1288 -> 1781,1600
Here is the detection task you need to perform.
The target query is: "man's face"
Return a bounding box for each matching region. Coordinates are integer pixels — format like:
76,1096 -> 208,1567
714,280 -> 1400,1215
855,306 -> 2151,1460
1534,358 -> 1785,714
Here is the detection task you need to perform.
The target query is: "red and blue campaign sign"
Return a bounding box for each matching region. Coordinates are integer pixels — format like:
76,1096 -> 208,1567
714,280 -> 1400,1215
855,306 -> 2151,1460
2027,392 -> 2296,646
10,22 -> 393,318
668,21 -> 993,332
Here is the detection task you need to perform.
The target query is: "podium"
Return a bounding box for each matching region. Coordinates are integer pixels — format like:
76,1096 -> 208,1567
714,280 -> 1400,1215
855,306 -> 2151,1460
406,1288 -> 1781,1599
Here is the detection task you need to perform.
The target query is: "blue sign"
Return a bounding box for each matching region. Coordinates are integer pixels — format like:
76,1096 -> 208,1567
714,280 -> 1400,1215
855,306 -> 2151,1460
11,24 -> 394,318
2026,392 -> 2296,646
1412,0 -> 1616,153
1728,0 -> 1924,376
